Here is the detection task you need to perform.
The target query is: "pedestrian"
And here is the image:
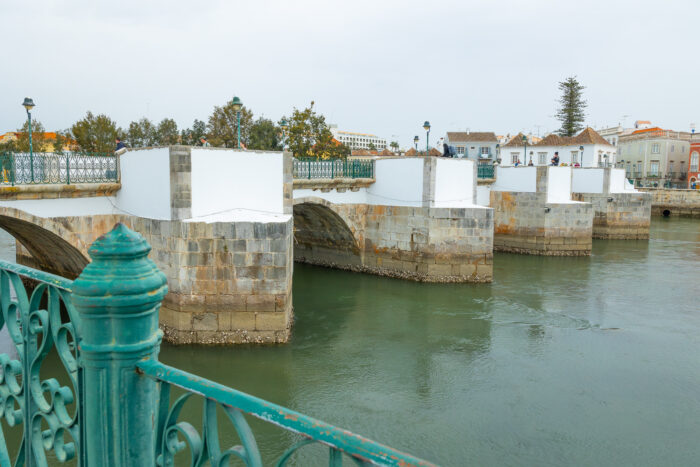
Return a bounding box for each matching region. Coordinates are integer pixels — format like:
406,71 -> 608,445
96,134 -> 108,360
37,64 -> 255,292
551,152 -> 560,166
514,158 -> 521,167
115,137 -> 127,155
528,159 -> 534,166
200,137 -> 211,147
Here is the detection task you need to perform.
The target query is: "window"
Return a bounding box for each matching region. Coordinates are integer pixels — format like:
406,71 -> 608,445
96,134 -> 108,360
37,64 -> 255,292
691,152 -> 699,172
652,143 -> 660,154
619,147 -> 623,155
511,152 -> 520,164
571,151 -> 578,164
538,152 -> 547,165
457,146 -> 465,155
636,162 -> 643,174
671,145 -> 675,153
650,161 -> 660,176
480,147 -> 490,155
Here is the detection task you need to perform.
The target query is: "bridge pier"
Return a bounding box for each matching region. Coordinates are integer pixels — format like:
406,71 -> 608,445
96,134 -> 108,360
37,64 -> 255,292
490,166 -> 594,255
572,168 -> 651,239
293,157 -> 494,282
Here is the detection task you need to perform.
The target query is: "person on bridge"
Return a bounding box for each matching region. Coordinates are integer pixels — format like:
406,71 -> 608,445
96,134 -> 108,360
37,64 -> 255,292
115,138 -> 127,155
200,137 -> 211,147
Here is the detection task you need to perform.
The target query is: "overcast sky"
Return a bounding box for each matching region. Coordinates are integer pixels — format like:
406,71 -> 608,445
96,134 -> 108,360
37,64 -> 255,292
1,0 -> 698,148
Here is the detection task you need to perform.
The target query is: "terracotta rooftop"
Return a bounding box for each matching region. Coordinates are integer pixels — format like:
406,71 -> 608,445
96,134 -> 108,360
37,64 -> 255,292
571,127 -> 612,146
404,148 -> 418,156
446,131 -> 498,143
503,133 -> 527,147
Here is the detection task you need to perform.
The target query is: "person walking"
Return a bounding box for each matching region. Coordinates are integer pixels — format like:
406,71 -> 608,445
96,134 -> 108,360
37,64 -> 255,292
115,137 -> 127,155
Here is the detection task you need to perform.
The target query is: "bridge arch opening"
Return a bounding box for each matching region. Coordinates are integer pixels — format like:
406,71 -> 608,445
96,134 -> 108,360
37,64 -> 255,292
0,215 -> 89,279
292,200 -> 361,267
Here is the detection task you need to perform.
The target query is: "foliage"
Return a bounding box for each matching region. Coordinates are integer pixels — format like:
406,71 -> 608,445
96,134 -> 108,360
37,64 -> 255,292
284,102 -> 350,160
53,130 -> 71,155
16,119 -> 48,152
156,118 -> 179,145
248,118 -> 280,151
126,118 -> 157,147
555,76 -> 587,137
71,112 -> 121,153
207,99 -> 253,148
390,141 -> 399,153
368,142 -> 377,151
180,119 -> 207,146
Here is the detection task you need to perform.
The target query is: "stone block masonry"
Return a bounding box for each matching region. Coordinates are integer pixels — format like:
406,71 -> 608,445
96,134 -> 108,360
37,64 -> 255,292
294,203 -> 493,283
491,191 -> 593,255
639,188 -> 700,218
572,192 -> 651,239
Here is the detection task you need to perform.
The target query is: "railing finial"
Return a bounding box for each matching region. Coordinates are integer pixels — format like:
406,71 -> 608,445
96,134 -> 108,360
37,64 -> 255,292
72,222 -> 167,466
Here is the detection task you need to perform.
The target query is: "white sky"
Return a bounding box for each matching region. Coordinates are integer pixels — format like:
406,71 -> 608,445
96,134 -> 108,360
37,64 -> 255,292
1,0 -> 698,148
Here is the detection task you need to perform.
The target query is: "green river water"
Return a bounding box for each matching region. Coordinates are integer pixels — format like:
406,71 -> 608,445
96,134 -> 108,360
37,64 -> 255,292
0,218 -> 698,466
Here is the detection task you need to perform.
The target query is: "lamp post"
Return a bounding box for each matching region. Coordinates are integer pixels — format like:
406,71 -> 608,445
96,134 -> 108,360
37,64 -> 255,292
521,134 -> 527,166
579,145 -> 584,167
232,96 -> 243,149
414,135 -> 419,152
495,143 -> 500,163
279,118 -> 288,150
423,121 -> 431,155
22,98 -> 36,182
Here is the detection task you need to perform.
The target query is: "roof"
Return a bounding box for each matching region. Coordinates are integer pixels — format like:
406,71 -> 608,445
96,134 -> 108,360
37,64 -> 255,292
536,134 -> 569,146
503,133 -> 527,147
428,148 -> 442,157
631,126 -> 665,135
571,127 -> 613,146
446,131 -> 498,143
404,148 -> 418,156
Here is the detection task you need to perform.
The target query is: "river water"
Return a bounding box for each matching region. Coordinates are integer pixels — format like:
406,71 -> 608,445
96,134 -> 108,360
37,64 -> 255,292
0,219 -> 698,466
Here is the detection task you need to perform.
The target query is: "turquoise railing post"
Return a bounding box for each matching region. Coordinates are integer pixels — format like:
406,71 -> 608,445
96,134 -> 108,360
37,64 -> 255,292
66,154 -> 71,184
72,223 -> 168,466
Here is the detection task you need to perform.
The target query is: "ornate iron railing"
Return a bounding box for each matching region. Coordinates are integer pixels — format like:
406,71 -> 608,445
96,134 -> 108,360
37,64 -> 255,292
0,260 -> 84,465
0,224 -> 436,466
0,152 -> 118,185
293,158 -> 374,180
477,165 -> 495,179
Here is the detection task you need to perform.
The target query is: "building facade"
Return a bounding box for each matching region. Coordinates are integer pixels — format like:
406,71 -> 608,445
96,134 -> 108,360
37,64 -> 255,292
617,127 -> 691,188
500,128 -> 615,168
330,127 -> 387,151
445,131 -> 498,162
688,135 -> 699,188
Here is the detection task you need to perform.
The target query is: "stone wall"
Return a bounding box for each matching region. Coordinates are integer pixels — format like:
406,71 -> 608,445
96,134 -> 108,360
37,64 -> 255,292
491,191 -> 593,255
638,188 -> 700,218
572,192 -> 651,239
293,201 -> 493,282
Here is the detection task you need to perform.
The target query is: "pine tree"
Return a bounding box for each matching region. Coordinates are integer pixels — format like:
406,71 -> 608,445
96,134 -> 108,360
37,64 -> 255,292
555,77 -> 587,137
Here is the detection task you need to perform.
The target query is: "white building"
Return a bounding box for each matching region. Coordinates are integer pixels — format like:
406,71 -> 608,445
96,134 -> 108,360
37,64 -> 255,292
500,128 -> 616,168
330,127 -> 387,151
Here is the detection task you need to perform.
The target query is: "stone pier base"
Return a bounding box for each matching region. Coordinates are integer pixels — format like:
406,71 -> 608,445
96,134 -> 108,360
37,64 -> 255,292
491,191 -> 593,255
293,203 -> 494,283
573,192 -> 651,239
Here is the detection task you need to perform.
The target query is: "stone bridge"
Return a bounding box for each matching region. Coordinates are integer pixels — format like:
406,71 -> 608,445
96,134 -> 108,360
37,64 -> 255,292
0,148 -> 493,346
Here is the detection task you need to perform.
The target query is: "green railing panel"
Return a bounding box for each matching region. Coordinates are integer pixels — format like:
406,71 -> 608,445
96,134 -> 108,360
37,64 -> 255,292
293,158 -> 375,180
0,151 -> 118,186
0,259 -> 84,465
0,225 -> 437,466
477,164 -> 495,179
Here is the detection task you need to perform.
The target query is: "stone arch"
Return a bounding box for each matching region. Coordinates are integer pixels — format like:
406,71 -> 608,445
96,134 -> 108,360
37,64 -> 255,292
292,197 -> 362,267
0,207 -> 90,279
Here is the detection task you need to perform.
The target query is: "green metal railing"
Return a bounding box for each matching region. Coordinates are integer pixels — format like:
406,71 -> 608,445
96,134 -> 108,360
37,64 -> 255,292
477,164 -> 495,179
293,158 -> 375,180
0,151 -> 118,185
0,224 -> 436,466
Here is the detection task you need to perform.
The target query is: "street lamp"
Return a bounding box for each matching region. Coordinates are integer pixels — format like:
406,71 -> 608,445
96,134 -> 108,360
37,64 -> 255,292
232,96 -> 243,149
423,121 -> 431,155
22,97 -> 36,182
413,135 -> 419,152
279,118 -> 288,150
521,134 -> 527,166
579,145 -> 584,167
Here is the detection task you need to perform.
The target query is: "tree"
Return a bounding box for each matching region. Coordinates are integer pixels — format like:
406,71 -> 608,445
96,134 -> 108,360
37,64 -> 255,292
52,130 -> 70,155
71,112 -> 121,153
248,118 -> 280,150
390,141 -> 399,153
555,76 -> 587,137
368,142 -> 377,151
126,118 -> 157,147
156,118 -> 179,145
180,119 -> 207,146
16,119 -> 48,152
207,100 -> 253,148
285,101 -> 350,160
